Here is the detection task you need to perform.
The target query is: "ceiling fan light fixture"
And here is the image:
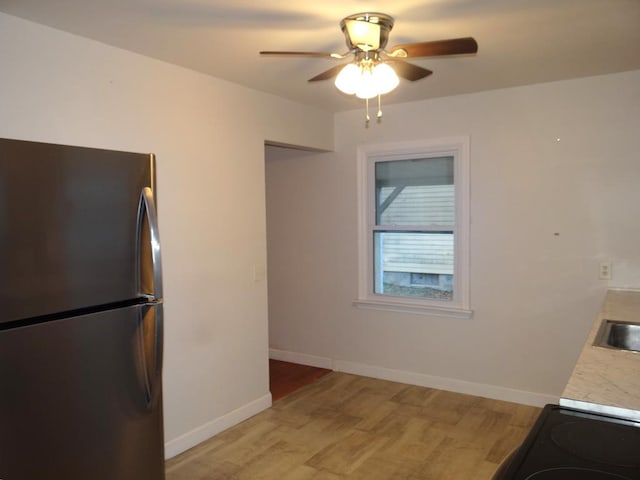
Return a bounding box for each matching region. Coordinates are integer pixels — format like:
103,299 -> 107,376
261,11 -> 478,125
335,61 -> 399,98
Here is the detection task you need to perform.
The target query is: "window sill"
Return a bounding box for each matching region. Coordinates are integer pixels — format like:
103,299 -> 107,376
353,298 -> 473,319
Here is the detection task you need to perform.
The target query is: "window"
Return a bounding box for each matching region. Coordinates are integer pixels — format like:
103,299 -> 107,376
355,137 -> 471,318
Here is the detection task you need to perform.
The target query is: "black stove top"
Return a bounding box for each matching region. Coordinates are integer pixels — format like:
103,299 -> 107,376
494,405 -> 640,480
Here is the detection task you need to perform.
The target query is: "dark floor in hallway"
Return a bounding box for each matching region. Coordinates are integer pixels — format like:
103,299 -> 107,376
269,359 -> 332,401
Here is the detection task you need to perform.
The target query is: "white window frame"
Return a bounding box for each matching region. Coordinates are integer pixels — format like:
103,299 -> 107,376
354,136 -> 472,319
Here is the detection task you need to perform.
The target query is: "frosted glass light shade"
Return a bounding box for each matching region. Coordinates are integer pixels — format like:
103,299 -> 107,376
335,63 -> 361,95
355,69 -> 378,99
372,63 -> 399,95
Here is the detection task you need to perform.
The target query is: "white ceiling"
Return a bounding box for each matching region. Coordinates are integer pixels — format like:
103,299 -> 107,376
1,0 -> 639,112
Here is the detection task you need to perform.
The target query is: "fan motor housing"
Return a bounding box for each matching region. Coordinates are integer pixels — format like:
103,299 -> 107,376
340,13 -> 394,52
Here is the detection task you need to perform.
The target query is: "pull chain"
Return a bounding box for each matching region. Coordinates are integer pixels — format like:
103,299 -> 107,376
365,97 -> 371,127
364,96 -> 385,127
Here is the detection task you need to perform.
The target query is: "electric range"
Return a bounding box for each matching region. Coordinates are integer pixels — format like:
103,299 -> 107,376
493,404 -> 640,480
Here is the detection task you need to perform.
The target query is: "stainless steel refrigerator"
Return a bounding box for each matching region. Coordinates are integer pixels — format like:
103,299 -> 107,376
0,138 -> 165,479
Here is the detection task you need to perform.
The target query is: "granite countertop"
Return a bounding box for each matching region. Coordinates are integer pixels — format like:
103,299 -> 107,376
560,289 -> 640,421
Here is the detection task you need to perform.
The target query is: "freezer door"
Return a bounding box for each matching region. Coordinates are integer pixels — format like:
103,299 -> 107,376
0,304 -> 164,480
0,138 -> 158,324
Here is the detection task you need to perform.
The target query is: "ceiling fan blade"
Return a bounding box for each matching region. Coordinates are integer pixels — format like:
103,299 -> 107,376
259,51 -> 336,58
390,37 -> 478,58
308,64 -> 346,82
387,60 -> 433,81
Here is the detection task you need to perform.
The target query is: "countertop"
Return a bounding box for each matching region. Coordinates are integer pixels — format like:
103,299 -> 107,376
560,289 -> 640,421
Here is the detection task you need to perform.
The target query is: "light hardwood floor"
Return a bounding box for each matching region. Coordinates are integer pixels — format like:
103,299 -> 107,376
165,372 -> 540,479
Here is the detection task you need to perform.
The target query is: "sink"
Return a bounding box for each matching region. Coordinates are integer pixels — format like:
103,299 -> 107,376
594,319 -> 640,353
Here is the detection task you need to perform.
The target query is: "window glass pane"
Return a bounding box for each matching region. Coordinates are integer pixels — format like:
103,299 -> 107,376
375,157 -> 454,226
378,184 -> 455,226
374,231 -> 453,300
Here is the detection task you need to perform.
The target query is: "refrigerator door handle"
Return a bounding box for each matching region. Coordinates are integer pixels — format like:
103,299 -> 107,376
137,186 -> 163,301
137,303 -> 164,410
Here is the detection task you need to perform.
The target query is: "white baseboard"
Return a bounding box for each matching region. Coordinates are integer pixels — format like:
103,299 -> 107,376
269,348 -> 334,370
334,360 -> 558,407
164,393 -> 272,459
268,348 -> 557,407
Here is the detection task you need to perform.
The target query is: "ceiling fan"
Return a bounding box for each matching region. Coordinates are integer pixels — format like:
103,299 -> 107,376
260,12 -> 478,124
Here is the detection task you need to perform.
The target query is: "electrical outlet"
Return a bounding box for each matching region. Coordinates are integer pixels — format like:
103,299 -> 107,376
599,262 -> 612,280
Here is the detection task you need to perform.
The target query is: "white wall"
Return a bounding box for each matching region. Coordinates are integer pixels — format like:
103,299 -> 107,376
266,69 -> 640,405
0,12 -> 333,457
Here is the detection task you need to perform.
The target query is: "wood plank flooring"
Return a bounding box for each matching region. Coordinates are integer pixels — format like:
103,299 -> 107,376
165,372 -> 541,479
